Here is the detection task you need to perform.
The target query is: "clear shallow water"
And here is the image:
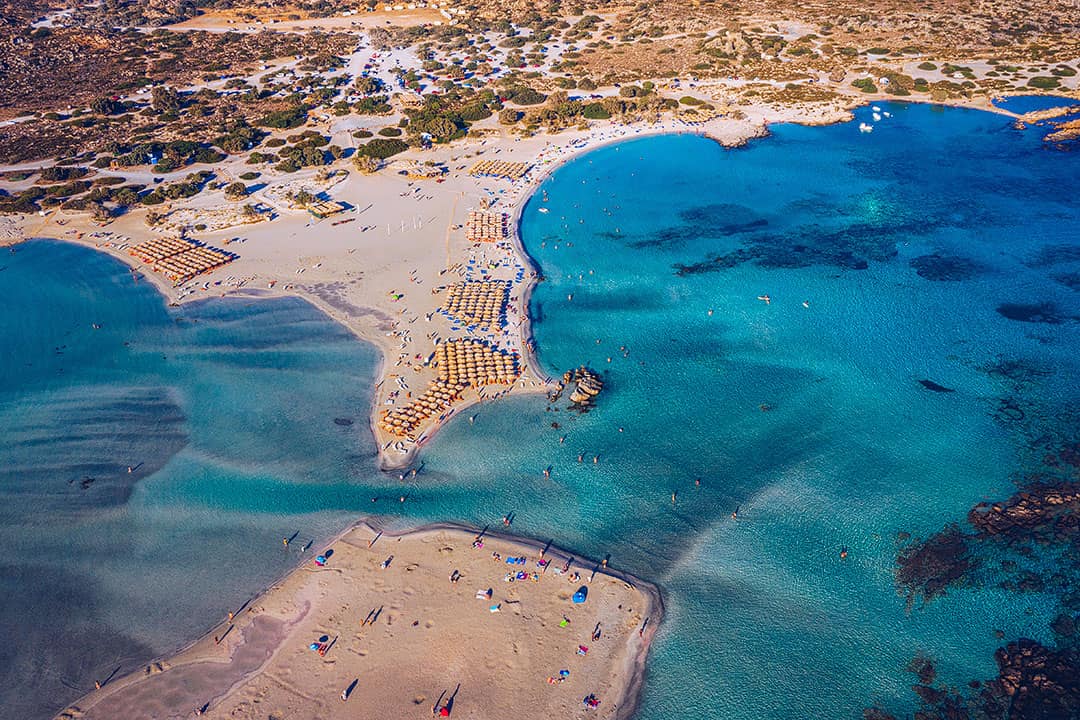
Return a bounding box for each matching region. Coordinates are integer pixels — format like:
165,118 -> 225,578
3,102 -> 1080,719
411,103 -> 1080,719
990,94 -> 1080,113
0,241 -> 384,718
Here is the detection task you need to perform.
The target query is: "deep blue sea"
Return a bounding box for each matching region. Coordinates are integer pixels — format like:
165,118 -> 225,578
3,101 -> 1079,719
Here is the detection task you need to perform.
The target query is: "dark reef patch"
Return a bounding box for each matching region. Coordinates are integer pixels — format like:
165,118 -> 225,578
968,481 -> 1080,544
672,219 -> 916,275
909,253 -> 985,281
1055,272 -> 1080,291
919,379 -> 956,393
865,641 -> 1080,720
896,524 -> 977,607
996,302 -> 1075,324
1026,243 -> 1080,268
976,357 -> 1054,389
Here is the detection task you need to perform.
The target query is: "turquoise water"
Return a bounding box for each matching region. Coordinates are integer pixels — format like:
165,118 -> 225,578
991,94 -> 1080,113
0,241 -> 382,718
4,102 -> 1080,718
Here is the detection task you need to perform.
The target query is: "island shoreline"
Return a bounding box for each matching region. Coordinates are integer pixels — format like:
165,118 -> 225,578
56,518 -> 666,720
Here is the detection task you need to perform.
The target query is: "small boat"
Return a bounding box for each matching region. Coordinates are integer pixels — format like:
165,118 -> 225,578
538,207 -> 549,214
859,123 -> 874,133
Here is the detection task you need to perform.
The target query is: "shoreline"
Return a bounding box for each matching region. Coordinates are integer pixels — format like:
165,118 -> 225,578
57,519 -> 664,720
8,92 -> 1071,474
9,93 -> 1076,470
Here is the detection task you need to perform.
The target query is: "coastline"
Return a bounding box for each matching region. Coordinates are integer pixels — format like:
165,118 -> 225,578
11,91 -> 1077,720
7,92 -> 1075,470
56,519 -> 664,720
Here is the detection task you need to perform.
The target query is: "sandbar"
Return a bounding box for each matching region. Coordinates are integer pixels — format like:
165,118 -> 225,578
57,522 -> 662,720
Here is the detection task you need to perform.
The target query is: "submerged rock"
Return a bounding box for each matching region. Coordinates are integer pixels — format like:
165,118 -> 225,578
996,302 -> 1072,324
919,379 -> 955,393
896,524 -> 977,607
910,253 -> 984,281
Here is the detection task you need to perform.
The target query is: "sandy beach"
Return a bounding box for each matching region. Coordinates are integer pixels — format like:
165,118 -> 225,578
57,522 -> 662,720
6,89 -> 1062,477
9,111 -> 792,468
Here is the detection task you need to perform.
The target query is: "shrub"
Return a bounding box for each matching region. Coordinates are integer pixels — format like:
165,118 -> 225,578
357,138 -> 409,159
852,78 -> 878,93
507,87 -> 546,105
40,166 -> 89,182
257,106 -> 308,129
582,103 -> 610,119
224,182 -> 248,200
1027,76 -> 1061,89
378,127 -> 403,137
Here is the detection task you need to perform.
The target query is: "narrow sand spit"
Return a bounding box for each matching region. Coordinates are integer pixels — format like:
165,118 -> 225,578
60,522 -> 662,720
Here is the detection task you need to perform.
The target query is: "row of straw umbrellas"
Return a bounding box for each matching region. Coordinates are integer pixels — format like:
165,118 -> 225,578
441,280 -> 509,330
465,210 -> 509,242
468,160 -> 531,180
434,339 -> 519,386
379,379 -> 468,436
128,237 -> 199,263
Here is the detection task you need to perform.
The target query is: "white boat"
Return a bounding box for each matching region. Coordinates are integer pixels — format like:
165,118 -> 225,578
538,207 -> 549,214
859,122 -> 874,133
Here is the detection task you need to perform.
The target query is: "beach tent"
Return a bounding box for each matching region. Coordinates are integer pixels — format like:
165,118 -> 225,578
572,586 -> 588,604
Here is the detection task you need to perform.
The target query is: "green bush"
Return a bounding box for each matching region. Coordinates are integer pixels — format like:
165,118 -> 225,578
582,102 -> 611,119
378,127 -> 403,137
257,106 -> 307,129
507,87 -> 546,105
357,138 -> 409,159
852,78 -> 878,93
1027,76 -> 1061,89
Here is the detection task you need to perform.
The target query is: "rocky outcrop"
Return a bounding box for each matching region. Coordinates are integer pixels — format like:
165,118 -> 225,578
549,366 -> 605,408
